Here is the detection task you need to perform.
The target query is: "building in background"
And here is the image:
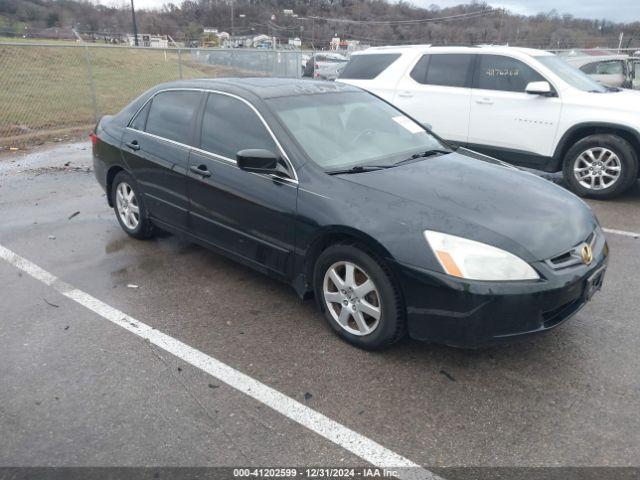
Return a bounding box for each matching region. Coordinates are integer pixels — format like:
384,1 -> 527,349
126,34 -> 169,48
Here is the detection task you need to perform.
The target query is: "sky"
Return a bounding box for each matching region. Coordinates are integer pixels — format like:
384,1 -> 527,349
411,0 -> 640,22
110,0 -> 640,23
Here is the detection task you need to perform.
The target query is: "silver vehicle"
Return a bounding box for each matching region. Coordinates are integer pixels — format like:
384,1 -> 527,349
303,53 -> 348,80
563,54 -> 635,89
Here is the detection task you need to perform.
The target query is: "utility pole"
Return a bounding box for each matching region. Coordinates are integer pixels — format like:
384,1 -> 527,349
130,0 -> 139,46
230,0 -> 235,38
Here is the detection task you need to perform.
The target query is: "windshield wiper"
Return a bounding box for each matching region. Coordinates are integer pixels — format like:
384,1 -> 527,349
326,165 -> 390,175
395,149 -> 451,166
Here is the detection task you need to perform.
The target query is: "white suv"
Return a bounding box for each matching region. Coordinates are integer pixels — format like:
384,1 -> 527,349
338,45 -> 640,198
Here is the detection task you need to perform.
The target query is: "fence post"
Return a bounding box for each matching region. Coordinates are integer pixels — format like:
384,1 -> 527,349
178,48 -> 183,79
83,44 -> 99,123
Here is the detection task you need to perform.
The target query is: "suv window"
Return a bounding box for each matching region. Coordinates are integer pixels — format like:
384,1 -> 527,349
411,54 -> 473,88
340,54 -> 401,79
200,93 -> 277,160
145,91 -> 201,144
475,55 -> 545,92
581,60 -> 624,75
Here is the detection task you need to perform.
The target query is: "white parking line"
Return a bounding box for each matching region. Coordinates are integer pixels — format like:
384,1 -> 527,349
603,228 -> 640,239
0,243 -> 439,480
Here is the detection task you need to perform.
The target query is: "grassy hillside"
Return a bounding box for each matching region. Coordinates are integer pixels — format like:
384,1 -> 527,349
0,44 -> 251,146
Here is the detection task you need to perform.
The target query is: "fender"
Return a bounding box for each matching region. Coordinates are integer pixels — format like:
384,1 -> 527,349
292,225 -> 399,299
552,122 -> 640,172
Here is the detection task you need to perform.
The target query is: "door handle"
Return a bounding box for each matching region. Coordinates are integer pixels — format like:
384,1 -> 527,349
125,140 -> 140,151
190,164 -> 212,178
475,98 -> 494,105
397,91 -> 414,98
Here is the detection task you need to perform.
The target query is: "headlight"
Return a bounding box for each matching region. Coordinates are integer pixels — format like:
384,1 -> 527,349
424,230 -> 539,281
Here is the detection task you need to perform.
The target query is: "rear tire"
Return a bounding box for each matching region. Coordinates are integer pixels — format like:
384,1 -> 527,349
562,134 -> 638,199
313,243 -> 405,350
111,171 -> 155,239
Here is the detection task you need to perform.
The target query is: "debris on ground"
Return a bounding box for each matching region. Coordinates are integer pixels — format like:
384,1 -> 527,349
48,235 -> 56,240
208,383 -> 219,389
68,211 -> 80,220
43,298 -> 59,308
303,392 -> 313,401
126,284 -> 139,289
439,369 -> 456,382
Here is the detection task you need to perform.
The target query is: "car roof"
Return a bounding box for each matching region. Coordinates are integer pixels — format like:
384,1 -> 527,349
562,54 -> 629,66
355,45 -> 553,57
148,77 -> 360,100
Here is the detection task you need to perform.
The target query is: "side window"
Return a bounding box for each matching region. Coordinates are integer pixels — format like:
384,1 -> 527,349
596,60 -> 624,75
580,62 -> 598,75
200,93 -> 277,160
129,100 -> 150,131
475,55 -> 545,92
339,54 -> 400,79
423,54 -> 473,88
145,91 -> 201,144
409,55 -> 429,83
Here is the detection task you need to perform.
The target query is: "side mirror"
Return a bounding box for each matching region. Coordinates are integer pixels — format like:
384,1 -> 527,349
525,81 -> 553,96
236,149 -> 286,175
422,122 -> 433,131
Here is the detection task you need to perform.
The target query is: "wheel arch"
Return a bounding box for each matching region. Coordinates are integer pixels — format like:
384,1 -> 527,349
299,226 -> 402,298
553,122 -> 640,175
105,165 -> 126,207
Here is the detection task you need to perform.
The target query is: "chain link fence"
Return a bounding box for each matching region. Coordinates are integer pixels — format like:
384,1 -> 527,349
0,42 -> 308,149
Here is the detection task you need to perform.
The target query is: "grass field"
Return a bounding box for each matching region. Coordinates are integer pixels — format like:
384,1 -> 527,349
0,43 -> 256,147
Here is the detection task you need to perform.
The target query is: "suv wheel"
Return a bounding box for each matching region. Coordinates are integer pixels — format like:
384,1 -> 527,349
563,134 -> 638,199
313,244 -> 405,350
111,171 -> 155,239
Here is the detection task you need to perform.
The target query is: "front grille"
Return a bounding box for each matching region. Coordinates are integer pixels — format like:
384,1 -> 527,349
546,230 -> 597,270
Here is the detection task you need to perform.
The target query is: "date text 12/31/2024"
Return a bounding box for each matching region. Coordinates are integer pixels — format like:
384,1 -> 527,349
233,468 -> 400,478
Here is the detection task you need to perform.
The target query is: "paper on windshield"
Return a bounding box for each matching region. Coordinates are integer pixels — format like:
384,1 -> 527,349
392,116 -> 424,134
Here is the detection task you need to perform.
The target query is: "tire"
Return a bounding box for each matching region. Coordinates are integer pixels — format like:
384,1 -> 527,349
562,134 -> 638,199
313,243 -> 405,350
111,171 -> 155,239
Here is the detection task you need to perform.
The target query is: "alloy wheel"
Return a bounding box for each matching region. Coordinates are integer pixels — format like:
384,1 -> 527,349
573,147 -> 622,191
323,261 -> 382,336
115,182 -> 140,230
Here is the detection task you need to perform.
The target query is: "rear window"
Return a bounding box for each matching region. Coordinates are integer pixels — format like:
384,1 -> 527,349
339,54 -> 401,79
145,91 -> 201,144
410,54 -> 473,88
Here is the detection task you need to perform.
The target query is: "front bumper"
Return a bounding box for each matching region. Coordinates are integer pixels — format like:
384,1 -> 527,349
394,250 -> 608,348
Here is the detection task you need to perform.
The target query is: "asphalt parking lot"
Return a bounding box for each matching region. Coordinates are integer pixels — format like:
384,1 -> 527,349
1,142 -> 639,476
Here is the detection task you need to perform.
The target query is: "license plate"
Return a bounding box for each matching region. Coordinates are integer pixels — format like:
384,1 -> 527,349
584,267 -> 606,301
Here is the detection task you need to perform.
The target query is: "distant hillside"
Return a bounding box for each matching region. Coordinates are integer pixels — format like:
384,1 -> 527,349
1,0 -> 639,49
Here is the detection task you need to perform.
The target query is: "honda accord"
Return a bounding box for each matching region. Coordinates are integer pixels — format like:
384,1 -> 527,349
92,78 -> 608,349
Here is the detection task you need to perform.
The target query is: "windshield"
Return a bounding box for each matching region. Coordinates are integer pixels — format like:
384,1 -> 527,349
267,91 -> 448,171
535,55 -> 608,92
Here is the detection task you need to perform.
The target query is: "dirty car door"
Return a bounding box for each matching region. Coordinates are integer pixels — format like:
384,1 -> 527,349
121,90 -> 202,230
187,92 -> 297,276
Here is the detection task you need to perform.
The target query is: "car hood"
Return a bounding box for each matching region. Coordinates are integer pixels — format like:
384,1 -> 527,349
567,88 -> 640,111
336,152 -> 597,261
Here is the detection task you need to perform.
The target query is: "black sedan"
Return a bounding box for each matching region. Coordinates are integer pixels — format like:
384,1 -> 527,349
92,78 -> 608,349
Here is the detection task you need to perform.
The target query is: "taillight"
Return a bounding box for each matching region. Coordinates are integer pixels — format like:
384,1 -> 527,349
314,63 -> 319,69
90,132 -> 98,146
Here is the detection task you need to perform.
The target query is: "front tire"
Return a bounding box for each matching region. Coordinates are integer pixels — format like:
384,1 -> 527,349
111,171 -> 154,239
562,134 -> 638,199
313,244 -> 405,350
